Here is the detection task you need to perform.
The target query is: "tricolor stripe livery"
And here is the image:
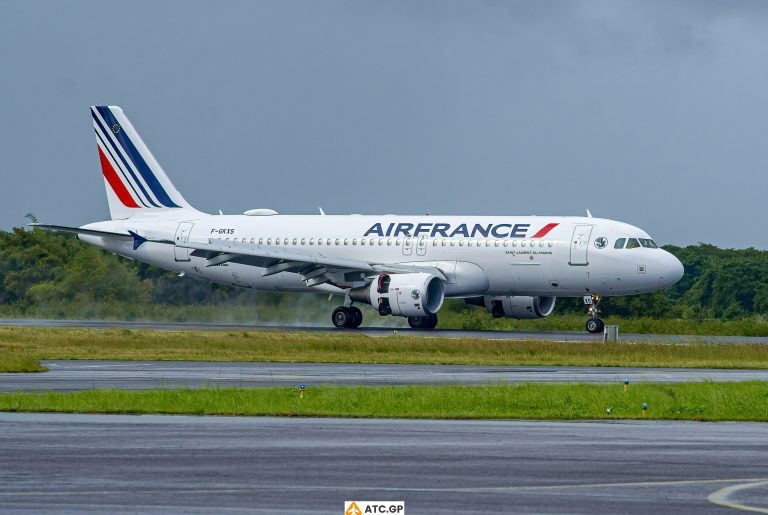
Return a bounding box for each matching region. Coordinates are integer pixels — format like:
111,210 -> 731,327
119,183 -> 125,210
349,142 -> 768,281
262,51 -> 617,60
92,106 -> 180,209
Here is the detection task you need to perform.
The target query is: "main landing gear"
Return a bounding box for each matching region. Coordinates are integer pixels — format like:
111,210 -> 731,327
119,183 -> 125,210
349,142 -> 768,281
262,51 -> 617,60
331,305 -> 439,330
407,314 -> 438,329
331,306 -> 363,329
585,294 -> 605,334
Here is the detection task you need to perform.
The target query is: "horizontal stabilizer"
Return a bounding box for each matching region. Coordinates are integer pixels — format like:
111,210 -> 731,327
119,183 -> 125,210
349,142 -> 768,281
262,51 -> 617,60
30,224 -> 132,239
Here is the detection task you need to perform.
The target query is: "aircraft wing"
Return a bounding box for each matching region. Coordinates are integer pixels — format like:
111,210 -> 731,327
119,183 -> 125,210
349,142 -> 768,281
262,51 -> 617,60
180,238 -> 447,287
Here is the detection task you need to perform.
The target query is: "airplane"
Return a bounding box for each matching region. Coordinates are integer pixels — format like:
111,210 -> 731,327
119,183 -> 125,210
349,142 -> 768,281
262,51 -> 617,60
36,106 -> 684,333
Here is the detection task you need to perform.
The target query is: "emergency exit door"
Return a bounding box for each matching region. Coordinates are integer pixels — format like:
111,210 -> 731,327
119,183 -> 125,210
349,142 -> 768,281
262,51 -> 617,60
569,224 -> 593,266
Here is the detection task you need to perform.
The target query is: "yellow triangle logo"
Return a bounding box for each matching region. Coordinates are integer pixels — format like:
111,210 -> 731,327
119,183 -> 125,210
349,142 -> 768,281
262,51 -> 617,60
345,502 -> 363,515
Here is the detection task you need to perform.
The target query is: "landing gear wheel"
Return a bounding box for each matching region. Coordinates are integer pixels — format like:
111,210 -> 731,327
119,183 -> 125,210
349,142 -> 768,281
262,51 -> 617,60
348,306 -> 363,329
586,318 -> 605,334
332,307 -> 352,328
407,314 -> 438,330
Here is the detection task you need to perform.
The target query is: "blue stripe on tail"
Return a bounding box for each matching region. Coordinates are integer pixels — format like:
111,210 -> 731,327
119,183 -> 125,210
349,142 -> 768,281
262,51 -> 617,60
95,106 -> 180,208
92,110 -> 159,208
94,128 -> 149,208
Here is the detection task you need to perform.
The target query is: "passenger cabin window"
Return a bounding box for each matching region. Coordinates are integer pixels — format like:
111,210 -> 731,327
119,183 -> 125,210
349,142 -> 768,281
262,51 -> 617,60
614,238 -> 626,249
639,238 -> 659,249
626,238 -> 641,249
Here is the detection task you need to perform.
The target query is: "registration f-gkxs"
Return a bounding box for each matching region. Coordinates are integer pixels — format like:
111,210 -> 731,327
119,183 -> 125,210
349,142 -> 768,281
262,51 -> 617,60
39,106 -> 684,332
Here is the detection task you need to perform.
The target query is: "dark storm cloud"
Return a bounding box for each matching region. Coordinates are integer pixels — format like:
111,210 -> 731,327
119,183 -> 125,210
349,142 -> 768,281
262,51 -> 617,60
1,0 -> 767,248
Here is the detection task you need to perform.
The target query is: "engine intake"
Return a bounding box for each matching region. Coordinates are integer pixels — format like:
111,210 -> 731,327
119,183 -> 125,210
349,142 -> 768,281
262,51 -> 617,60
350,273 -> 445,317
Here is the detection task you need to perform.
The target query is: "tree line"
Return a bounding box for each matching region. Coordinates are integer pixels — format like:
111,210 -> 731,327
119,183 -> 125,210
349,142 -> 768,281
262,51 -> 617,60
1,225 -> 766,320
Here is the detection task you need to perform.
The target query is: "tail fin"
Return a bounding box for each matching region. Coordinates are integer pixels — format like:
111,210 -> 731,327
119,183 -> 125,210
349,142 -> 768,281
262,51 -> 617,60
91,105 -> 198,219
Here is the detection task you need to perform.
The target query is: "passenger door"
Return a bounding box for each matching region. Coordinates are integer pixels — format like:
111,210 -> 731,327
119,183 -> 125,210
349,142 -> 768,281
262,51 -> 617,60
569,224 -> 593,266
174,222 -> 194,262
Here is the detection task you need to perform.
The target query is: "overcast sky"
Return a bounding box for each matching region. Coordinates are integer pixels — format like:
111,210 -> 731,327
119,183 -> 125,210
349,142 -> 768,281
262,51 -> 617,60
1,1 -> 767,248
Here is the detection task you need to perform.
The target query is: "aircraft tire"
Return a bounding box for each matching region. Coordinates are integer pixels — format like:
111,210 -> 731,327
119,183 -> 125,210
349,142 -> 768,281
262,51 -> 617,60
332,307 -> 352,328
408,315 -> 438,330
348,306 -> 363,329
586,318 -> 605,334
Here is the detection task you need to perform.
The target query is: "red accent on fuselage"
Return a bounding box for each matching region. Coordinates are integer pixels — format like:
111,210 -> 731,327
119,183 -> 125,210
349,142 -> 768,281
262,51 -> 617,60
531,223 -> 559,238
98,145 -> 140,208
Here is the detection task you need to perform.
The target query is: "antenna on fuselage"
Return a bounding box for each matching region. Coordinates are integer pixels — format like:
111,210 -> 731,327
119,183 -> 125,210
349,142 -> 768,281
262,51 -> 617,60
586,209 -> 593,218
319,207 -> 326,215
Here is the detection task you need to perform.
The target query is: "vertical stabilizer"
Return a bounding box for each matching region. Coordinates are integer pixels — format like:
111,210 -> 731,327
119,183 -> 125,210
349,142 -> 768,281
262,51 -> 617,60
90,105 -> 197,219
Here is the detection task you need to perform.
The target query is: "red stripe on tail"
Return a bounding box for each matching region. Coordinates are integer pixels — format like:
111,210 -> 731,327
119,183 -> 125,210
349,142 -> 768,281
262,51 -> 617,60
532,223 -> 559,238
98,146 -> 139,208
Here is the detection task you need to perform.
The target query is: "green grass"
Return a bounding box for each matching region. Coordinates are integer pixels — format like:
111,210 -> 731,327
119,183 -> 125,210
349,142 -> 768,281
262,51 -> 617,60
0,352 -> 46,373
1,382 -> 767,421
2,326 -> 768,372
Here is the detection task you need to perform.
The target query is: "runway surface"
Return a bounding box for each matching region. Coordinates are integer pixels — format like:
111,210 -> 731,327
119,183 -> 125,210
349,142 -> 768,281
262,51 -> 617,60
2,360 -> 768,391
1,413 -> 767,514
2,317 -> 767,344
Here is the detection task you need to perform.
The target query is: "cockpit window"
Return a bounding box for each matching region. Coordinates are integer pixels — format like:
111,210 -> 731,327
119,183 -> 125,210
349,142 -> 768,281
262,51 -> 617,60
614,238 -> 626,249
626,238 -> 641,249
639,238 -> 659,249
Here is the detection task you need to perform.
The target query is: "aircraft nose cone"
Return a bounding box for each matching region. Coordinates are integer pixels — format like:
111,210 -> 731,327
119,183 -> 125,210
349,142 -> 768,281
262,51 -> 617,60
660,250 -> 684,286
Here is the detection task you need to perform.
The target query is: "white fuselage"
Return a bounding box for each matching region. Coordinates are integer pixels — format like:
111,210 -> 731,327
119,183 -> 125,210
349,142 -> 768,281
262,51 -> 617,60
80,213 -> 684,299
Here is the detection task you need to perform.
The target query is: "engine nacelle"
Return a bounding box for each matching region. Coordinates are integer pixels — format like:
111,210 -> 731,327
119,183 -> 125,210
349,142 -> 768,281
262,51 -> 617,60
350,273 -> 445,317
466,295 -> 556,319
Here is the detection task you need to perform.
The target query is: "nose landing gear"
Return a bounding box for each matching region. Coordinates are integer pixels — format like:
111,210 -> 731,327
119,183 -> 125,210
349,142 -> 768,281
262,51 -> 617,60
584,294 -> 605,334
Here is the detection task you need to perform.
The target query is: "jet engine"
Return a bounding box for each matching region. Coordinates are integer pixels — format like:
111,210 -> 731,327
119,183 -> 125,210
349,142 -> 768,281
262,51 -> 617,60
465,295 -> 556,319
350,273 -> 445,317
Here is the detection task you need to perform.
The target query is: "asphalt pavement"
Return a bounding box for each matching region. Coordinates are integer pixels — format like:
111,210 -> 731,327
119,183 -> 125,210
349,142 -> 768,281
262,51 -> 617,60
2,360 -> 768,391
1,414 -> 767,514
2,318 -> 767,344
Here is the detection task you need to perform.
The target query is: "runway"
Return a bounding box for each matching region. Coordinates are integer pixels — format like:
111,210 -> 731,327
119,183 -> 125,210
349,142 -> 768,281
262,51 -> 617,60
1,413 -> 767,514
2,360 -> 768,391
2,317 -> 767,344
